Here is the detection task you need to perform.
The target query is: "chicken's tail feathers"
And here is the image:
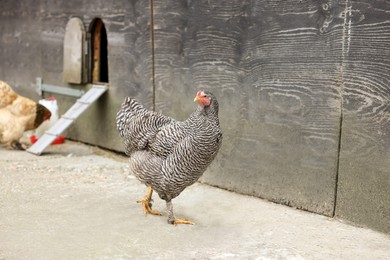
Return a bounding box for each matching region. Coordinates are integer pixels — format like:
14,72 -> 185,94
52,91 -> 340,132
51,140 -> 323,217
116,96 -> 173,137
0,81 -> 18,109
116,97 -> 146,138
122,97 -> 147,114
116,96 -> 175,155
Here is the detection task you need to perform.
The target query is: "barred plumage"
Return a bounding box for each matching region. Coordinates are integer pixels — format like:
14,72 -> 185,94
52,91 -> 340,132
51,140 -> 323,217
116,90 -> 222,224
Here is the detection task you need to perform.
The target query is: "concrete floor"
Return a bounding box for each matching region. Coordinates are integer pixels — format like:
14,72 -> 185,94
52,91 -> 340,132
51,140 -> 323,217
0,141 -> 389,260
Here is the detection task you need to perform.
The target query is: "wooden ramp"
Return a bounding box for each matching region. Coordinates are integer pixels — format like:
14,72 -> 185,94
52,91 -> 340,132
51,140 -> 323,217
27,84 -> 108,155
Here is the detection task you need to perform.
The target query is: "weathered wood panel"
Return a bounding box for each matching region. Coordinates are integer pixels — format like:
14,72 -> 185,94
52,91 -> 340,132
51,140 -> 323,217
0,0 -> 154,151
36,0 -> 153,150
153,0 -> 345,215
337,1 -> 390,233
0,0 -> 44,97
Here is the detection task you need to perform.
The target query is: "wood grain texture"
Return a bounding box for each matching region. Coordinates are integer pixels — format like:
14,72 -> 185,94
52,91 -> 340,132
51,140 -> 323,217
0,0 -> 44,96
0,0 -> 154,151
1,0 -> 389,232
61,0 -> 154,149
153,0 -> 346,215
337,0 -> 390,233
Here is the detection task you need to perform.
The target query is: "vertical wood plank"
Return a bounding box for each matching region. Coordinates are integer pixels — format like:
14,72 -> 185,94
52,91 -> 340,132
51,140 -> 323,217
337,0 -> 390,233
153,0 -> 345,216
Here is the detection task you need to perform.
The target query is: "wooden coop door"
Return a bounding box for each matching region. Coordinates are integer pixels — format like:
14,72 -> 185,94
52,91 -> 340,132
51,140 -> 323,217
63,17 -> 86,84
90,18 -> 109,83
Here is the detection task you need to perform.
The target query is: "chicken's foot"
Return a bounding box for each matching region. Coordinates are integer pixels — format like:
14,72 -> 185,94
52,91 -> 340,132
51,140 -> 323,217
166,200 -> 194,225
7,141 -> 24,150
137,186 -> 161,216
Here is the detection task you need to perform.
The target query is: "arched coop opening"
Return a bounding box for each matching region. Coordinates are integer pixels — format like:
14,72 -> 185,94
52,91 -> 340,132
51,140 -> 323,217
89,18 -> 109,84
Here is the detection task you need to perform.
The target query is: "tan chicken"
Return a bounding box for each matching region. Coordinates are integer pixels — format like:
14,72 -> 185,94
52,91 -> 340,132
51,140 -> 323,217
0,81 -> 51,150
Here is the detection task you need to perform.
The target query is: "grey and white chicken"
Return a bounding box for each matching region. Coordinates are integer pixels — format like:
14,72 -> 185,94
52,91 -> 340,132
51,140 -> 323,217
116,90 -> 222,224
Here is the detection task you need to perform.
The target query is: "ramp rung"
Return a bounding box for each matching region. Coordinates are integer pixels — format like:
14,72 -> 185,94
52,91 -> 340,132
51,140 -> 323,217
61,115 -> 76,120
27,84 -> 108,155
77,99 -> 91,105
44,132 -> 59,137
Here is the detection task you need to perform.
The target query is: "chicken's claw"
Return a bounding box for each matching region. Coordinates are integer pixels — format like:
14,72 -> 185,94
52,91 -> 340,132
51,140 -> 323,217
137,186 -> 161,216
171,218 -> 194,225
137,198 -> 162,216
8,141 -> 24,150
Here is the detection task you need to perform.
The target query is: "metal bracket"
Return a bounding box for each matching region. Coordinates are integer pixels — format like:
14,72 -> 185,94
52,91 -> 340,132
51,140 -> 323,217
36,77 -> 85,97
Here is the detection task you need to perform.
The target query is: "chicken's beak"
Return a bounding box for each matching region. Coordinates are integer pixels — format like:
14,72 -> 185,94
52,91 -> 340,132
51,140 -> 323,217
194,90 -> 203,104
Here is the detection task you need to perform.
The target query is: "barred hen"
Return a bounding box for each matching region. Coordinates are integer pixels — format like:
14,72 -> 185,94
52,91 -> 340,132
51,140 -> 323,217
0,81 -> 51,150
116,90 -> 222,224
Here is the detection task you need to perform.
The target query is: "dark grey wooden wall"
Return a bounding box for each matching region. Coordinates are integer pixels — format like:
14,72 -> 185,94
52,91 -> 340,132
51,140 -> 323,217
152,0 -> 389,233
153,0 -> 344,216
0,0 -> 153,150
0,0 -> 388,233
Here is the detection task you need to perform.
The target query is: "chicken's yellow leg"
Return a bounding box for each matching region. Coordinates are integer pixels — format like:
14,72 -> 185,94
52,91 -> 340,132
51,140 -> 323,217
137,186 -> 161,216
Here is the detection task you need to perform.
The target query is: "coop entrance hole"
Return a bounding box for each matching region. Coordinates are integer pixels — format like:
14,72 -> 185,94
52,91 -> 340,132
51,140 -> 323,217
89,18 -> 109,83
